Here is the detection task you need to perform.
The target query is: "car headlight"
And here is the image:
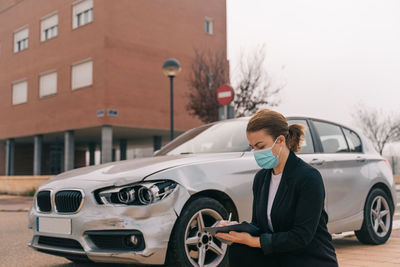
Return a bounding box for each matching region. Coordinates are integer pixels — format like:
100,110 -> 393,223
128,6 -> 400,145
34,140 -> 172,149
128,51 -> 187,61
95,180 -> 177,206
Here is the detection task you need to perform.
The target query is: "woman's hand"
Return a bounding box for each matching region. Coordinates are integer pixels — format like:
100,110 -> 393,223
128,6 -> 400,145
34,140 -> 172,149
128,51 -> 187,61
215,231 -> 261,248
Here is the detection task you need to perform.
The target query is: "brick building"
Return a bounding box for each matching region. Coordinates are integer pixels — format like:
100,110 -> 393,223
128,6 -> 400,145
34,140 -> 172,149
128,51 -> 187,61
0,0 -> 227,175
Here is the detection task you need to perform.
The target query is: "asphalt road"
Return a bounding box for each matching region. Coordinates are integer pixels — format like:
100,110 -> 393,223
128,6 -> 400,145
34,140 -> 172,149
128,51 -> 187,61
1,190 -> 399,267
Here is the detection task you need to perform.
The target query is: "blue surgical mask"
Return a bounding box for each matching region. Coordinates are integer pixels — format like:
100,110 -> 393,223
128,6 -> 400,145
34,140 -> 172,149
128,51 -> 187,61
252,137 -> 282,169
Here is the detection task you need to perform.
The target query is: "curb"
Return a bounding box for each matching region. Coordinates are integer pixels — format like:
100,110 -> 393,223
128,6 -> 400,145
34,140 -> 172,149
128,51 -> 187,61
0,209 -> 29,212
0,195 -> 33,212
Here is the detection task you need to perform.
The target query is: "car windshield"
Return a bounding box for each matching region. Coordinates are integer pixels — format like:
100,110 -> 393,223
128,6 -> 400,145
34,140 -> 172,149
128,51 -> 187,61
155,120 -> 250,156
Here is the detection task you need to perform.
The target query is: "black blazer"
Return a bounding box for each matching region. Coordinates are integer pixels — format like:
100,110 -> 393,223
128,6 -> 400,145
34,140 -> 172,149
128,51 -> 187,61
251,150 -> 338,267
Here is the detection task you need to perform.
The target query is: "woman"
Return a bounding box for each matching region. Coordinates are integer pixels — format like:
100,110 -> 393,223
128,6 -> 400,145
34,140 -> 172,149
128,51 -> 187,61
216,109 -> 338,267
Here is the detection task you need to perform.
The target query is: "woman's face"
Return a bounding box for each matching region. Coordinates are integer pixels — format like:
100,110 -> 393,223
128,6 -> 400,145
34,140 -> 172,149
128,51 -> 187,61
246,130 -> 283,157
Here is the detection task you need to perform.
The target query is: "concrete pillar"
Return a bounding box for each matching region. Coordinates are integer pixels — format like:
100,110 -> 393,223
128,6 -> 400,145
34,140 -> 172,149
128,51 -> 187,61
112,148 -> 116,162
119,139 -> 127,160
64,130 -> 74,171
153,135 -> 162,152
5,138 -> 15,176
89,143 -> 96,166
33,135 -> 43,175
101,125 -> 113,163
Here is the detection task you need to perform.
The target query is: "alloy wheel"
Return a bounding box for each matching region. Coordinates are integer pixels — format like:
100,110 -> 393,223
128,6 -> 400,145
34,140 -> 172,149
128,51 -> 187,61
184,209 -> 227,267
370,195 -> 391,238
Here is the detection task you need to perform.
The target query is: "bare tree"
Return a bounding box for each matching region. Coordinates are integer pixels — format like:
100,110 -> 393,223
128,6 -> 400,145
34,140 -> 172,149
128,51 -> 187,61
233,45 -> 284,117
353,105 -> 400,155
185,49 -> 229,123
186,46 -> 284,122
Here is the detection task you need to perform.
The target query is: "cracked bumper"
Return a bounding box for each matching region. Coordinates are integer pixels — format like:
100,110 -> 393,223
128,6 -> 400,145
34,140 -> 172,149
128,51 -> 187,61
27,184 -> 190,265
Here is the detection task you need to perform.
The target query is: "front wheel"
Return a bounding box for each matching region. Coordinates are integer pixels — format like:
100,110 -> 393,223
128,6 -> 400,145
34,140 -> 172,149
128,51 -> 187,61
166,197 -> 230,267
355,188 -> 393,244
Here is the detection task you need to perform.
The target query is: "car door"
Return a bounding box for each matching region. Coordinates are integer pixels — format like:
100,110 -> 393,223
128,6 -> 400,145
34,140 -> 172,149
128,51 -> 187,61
311,120 -> 369,229
287,119 -> 330,213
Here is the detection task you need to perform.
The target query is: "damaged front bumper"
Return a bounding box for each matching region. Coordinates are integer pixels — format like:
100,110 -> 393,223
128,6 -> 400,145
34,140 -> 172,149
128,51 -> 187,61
27,184 -> 190,265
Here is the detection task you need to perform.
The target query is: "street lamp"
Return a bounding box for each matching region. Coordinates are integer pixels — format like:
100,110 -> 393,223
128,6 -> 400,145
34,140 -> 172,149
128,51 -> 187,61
162,58 -> 182,141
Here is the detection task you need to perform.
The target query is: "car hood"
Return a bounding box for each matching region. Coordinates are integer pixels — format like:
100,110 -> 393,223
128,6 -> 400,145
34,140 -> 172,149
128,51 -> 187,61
41,152 -> 243,189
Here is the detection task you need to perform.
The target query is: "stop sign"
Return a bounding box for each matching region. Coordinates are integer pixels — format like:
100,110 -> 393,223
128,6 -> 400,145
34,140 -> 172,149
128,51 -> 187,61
217,84 -> 234,106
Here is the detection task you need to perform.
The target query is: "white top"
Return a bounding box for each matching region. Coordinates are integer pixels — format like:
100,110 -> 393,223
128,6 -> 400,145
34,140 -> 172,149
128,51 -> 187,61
267,171 -> 282,232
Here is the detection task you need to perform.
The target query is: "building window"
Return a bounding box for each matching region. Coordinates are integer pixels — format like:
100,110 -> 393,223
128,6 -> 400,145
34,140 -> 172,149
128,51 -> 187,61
205,18 -> 213,35
72,59 -> 93,90
14,27 -> 29,53
39,71 -> 57,97
73,0 -> 93,29
41,13 -> 58,41
12,80 -> 28,105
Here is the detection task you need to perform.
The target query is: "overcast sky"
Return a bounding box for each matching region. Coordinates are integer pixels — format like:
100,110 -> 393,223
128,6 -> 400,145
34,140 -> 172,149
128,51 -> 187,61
227,0 -> 400,128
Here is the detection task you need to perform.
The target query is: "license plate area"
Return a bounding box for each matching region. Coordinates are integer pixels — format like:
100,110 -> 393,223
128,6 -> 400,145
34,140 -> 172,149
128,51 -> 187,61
37,217 -> 71,235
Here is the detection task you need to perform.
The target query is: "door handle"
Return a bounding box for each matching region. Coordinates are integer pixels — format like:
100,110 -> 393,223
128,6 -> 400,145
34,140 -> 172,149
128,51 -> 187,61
356,156 -> 366,162
310,159 -> 325,165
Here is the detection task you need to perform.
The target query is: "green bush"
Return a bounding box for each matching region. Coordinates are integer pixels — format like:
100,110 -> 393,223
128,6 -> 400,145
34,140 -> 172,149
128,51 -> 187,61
24,188 -> 36,197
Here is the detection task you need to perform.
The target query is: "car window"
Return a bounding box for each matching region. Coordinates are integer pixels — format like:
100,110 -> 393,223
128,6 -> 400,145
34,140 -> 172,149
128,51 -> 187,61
288,119 -> 314,154
343,128 -> 362,153
155,120 -> 249,155
313,120 -> 349,153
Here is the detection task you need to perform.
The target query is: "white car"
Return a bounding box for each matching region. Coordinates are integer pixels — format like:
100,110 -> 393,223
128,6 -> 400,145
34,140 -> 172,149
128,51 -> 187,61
28,116 -> 397,266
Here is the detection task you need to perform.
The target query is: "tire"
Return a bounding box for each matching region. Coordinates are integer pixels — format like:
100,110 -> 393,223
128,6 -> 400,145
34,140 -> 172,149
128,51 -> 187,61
355,188 -> 393,245
165,197 -> 230,267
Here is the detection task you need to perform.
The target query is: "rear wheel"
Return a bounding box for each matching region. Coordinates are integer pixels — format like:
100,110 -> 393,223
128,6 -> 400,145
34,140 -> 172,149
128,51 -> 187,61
355,188 -> 393,244
166,197 -> 230,267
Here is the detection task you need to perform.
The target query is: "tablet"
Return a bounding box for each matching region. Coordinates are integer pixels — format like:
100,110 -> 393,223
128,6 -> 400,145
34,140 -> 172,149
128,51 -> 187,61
204,221 -> 260,236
